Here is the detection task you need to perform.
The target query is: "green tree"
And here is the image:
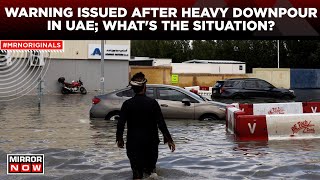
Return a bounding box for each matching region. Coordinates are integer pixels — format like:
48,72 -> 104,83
284,40 -> 320,69
131,40 -> 191,63
191,40 -> 216,59
131,40 -> 320,72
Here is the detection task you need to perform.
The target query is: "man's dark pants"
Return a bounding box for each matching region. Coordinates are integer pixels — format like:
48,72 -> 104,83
126,142 -> 159,179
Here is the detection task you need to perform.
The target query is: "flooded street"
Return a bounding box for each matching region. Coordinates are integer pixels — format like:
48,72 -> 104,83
0,93 -> 320,179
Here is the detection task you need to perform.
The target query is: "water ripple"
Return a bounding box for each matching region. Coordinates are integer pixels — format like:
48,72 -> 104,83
0,95 -> 319,179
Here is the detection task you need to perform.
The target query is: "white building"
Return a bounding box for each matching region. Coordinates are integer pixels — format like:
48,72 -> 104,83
129,57 -> 172,66
153,58 -> 172,66
172,60 -> 246,74
48,40 -> 130,93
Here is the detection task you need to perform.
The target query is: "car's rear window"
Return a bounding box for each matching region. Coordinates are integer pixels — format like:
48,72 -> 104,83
244,81 -> 258,89
116,89 -> 134,97
214,81 -> 224,87
146,88 -> 155,99
257,80 -> 273,88
116,87 -> 155,99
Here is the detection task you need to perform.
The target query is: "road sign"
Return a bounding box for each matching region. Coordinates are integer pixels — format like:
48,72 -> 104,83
171,74 -> 179,84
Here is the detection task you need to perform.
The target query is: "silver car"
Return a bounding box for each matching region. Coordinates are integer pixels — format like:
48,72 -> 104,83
90,84 -> 226,121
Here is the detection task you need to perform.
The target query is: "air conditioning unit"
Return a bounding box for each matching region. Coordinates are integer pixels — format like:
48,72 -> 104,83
29,51 -> 45,66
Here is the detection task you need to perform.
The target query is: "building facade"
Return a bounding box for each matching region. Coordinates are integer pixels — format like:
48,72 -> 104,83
48,40 -> 130,94
172,60 -> 246,74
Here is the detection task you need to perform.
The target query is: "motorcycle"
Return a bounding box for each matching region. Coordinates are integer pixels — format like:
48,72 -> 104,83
58,77 -> 87,95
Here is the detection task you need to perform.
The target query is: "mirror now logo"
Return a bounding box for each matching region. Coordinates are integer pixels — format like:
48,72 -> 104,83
7,154 -> 44,175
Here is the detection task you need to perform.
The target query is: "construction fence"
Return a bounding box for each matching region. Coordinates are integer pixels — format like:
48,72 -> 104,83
130,66 -> 319,89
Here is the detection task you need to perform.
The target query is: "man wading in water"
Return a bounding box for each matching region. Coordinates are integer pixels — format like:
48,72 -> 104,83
116,72 -> 175,179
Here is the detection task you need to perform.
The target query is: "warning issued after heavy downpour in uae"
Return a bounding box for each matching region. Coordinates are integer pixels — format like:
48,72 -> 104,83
5,7 -> 317,18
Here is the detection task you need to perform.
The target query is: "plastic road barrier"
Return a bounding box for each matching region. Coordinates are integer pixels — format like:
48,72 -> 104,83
185,86 -> 212,99
302,102 -> 320,113
226,102 -> 320,141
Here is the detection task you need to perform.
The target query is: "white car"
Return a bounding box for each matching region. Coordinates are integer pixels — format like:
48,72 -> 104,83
90,84 -> 227,121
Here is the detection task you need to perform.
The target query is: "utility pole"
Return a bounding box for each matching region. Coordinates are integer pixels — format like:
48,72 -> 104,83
37,51 -> 43,108
100,40 -> 105,94
37,68 -> 42,108
277,40 -> 280,68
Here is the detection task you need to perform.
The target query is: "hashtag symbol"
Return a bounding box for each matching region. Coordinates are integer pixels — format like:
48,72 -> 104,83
2,42 -> 7,49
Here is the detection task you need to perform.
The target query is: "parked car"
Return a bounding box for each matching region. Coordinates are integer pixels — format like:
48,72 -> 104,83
211,80 -> 225,99
211,78 -> 295,99
90,84 -> 227,121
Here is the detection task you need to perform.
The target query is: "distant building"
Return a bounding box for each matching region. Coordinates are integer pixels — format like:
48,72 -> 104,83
129,57 -> 153,66
153,58 -> 172,66
183,59 -> 244,65
48,40 -> 131,93
172,59 -> 246,74
130,57 -> 172,66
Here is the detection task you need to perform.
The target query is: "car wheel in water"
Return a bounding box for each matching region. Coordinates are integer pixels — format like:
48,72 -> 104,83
200,114 -> 218,121
80,87 -> 87,94
105,112 -> 120,121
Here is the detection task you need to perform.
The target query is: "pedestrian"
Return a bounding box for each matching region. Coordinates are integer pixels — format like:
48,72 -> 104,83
116,72 -> 175,180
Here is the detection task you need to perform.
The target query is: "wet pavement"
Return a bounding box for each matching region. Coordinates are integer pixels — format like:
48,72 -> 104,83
0,91 -> 319,179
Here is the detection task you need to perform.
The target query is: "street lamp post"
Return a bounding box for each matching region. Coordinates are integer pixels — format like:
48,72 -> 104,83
100,40 -> 105,94
277,40 -> 280,68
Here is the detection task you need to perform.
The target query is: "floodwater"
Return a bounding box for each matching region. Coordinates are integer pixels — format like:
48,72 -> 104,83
0,92 -> 320,179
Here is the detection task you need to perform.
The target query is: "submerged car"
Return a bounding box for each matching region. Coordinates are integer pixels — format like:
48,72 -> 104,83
211,78 -> 295,99
90,84 -> 227,121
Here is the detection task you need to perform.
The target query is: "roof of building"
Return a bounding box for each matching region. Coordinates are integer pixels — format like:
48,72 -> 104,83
129,57 -> 152,61
183,60 -> 245,64
130,57 -> 173,62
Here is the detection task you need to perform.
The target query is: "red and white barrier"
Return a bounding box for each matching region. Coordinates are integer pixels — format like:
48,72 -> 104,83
253,102 -> 303,115
226,102 -> 320,141
199,86 -> 210,91
185,86 -> 200,91
198,90 -> 212,98
303,102 -> 320,113
235,115 -> 268,141
185,86 -> 212,99
267,114 -> 320,140
226,107 -> 238,134
235,102 -> 304,115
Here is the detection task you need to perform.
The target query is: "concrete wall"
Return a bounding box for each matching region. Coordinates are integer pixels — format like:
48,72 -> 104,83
130,66 -> 172,84
291,69 -> 320,89
130,66 -> 248,87
175,74 -> 248,87
44,59 -> 129,94
131,66 -> 294,89
251,68 -> 291,89
0,58 -> 129,97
